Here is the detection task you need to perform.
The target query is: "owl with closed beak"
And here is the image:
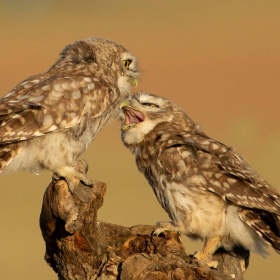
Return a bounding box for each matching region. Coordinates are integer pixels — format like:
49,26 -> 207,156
120,92 -> 280,267
0,38 -> 138,193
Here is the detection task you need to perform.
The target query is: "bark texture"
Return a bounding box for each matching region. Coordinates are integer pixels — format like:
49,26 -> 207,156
40,163 -> 250,280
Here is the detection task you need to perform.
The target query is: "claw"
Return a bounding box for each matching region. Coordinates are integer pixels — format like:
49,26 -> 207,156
194,236 -> 220,269
65,178 -> 75,195
153,227 -> 168,236
54,159 -> 93,194
153,221 -> 186,236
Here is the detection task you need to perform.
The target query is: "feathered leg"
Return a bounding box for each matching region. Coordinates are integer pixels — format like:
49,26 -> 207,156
194,236 -> 220,268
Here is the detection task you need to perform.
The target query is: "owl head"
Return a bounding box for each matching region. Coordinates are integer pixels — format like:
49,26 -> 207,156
120,92 -> 195,146
54,38 -> 139,92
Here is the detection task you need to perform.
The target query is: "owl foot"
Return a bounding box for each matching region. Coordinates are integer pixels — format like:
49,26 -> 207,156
194,236 -> 221,269
153,221 -> 185,236
194,251 -> 218,269
53,159 -> 93,194
65,171 -> 93,195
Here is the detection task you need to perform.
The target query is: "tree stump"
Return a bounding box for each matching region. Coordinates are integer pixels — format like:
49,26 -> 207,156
40,163 -> 250,280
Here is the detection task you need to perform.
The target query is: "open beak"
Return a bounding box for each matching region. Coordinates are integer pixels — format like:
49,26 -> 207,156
120,100 -> 145,131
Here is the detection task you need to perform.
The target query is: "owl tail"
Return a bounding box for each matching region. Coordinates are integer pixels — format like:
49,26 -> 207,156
272,215 -> 280,254
267,214 -> 280,254
0,145 -> 19,172
238,208 -> 280,255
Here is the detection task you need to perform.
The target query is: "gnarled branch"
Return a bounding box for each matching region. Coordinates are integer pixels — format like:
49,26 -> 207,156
40,163 -> 249,280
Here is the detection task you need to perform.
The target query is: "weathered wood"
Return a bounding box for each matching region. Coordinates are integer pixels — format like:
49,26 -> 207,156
40,163 -> 249,280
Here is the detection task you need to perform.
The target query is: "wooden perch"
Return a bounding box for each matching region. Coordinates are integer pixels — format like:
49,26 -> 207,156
40,161 -> 250,280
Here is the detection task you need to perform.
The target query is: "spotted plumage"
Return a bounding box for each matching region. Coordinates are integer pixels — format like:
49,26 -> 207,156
0,38 -> 138,192
120,92 -> 280,266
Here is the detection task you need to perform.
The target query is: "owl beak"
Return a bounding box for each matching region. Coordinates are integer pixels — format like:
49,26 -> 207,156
127,77 -> 138,87
120,100 -> 132,109
120,100 -> 145,131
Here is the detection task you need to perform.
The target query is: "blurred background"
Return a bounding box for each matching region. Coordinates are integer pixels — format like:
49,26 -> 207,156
0,1 -> 279,279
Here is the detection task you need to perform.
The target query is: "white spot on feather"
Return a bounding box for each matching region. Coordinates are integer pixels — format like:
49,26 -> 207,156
83,77 -> 92,83
33,131 -> 44,136
88,83 -> 95,90
70,116 -> 79,126
53,84 -> 64,91
212,143 -> 219,150
42,85 -> 51,91
5,91 -> 15,98
228,178 -> 237,185
29,95 -> 45,102
214,181 -> 222,188
19,95 -> 29,100
48,125 -> 58,131
181,151 -> 191,158
72,90 -> 81,99
202,140 -> 210,145
43,115 -> 53,127
215,173 -> 222,179
223,182 -> 230,189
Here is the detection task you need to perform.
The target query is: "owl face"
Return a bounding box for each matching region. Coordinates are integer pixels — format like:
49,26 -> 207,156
59,38 -> 139,93
85,39 -> 139,91
120,92 -> 174,145
117,51 -> 138,94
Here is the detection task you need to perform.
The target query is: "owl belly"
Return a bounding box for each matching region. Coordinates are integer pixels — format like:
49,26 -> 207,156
1,132 -> 85,176
154,179 -> 266,253
1,122 -> 97,176
152,177 -> 227,239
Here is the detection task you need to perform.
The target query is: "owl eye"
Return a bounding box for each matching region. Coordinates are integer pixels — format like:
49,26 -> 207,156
142,103 -> 159,108
123,60 -> 132,69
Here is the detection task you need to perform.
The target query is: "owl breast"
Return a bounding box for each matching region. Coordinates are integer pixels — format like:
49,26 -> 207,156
148,166 -> 266,253
1,105 -> 117,176
150,168 -> 227,238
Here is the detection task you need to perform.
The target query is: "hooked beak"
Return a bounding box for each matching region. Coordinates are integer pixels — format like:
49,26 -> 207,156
120,100 -> 145,131
120,100 -> 132,109
127,77 -> 138,87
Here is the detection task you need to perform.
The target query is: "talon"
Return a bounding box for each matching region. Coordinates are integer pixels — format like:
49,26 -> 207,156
194,247 -> 219,269
54,159 -> 93,195
81,177 -> 93,187
153,228 -> 167,236
65,178 -> 75,195
207,261 -> 218,269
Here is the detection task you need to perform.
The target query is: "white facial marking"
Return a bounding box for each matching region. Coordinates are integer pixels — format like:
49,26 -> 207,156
122,118 -> 157,144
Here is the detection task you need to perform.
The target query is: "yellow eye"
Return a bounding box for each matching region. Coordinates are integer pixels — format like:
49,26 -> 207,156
142,103 -> 159,108
123,60 -> 132,69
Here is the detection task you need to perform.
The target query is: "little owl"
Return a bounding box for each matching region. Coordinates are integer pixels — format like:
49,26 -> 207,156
120,92 -> 280,267
0,38 -> 138,193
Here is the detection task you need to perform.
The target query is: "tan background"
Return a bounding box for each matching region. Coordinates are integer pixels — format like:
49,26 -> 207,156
0,1 -> 280,279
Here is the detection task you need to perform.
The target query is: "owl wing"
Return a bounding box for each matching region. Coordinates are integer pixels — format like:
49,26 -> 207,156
0,75 -> 117,144
158,131 -> 280,215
